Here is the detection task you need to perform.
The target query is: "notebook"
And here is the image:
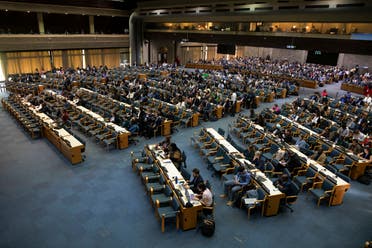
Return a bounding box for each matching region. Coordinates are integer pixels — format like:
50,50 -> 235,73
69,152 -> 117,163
244,198 -> 257,205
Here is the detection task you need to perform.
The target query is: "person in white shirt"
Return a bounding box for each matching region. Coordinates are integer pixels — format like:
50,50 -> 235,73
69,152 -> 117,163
231,92 -> 237,104
109,113 -> 115,123
352,129 -> 366,143
196,182 -> 213,207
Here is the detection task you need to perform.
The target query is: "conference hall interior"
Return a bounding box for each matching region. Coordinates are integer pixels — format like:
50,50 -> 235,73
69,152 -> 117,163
0,0 -> 371,247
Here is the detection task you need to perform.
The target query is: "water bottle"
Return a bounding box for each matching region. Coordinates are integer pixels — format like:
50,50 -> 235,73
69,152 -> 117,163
175,176 -> 178,184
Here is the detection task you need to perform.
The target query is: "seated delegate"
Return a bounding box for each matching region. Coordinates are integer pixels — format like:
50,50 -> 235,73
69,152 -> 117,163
220,166 -> 251,206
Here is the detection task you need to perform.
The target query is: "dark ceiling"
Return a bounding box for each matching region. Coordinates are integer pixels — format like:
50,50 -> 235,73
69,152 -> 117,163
1,0 -> 156,10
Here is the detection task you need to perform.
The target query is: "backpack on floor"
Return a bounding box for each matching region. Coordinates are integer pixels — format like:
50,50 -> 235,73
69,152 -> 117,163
357,175 -> 371,185
201,215 -> 215,237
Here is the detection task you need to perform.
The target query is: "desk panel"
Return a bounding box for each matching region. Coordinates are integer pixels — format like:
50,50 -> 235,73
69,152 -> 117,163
147,145 -> 203,230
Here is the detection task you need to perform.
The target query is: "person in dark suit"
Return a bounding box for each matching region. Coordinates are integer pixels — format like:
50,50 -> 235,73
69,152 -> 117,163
188,168 -> 204,194
274,174 -> 292,195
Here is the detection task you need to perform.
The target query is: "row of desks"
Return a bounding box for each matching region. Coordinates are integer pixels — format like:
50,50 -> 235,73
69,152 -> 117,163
271,110 -> 370,180
286,144 -> 350,206
151,98 -> 200,127
78,88 -> 173,137
15,96 -> 85,164
45,90 -> 131,149
235,116 -> 350,206
204,127 -> 284,216
146,144 -> 203,231
185,63 -> 317,89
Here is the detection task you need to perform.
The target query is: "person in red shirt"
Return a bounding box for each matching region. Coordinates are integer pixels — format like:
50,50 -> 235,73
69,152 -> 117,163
321,89 -> 328,103
62,110 -> 69,127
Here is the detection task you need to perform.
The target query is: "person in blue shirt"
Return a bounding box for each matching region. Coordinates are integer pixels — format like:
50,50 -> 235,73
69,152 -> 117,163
220,166 -> 251,206
295,135 -> 309,150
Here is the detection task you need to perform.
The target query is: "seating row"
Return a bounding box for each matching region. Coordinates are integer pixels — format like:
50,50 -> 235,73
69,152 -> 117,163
230,116 -> 351,206
131,144 -> 203,232
265,106 -> 371,180
191,127 -> 294,217
42,90 -> 130,150
76,87 -> 172,137
2,97 -> 41,139
3,94 -> 85,164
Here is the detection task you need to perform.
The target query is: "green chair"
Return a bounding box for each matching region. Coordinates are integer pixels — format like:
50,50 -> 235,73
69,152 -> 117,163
141,166 -> 160,184
293,167 -> 318,191
151,184 -> 173,207
146,174 -> 167,195
309,178 -> 335,206
241,187 -> 266,220
156,197 -> 180,233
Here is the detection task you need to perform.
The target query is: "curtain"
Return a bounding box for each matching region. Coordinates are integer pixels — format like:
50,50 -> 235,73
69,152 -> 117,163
51,50 -> 63,69
6,51 -> 51,74
66,50 -> 83,69
0,53 -> 7,80
102,49 -> 120,68
85,49 -> 121,68
85,49 -> 103,67
181,46 -> 202,64
206,46 -> 217,61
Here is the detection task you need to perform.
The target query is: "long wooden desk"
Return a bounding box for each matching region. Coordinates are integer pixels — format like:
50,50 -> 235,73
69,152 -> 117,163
185,63 -> 224,70
341,83 -> 364,95
15,96 -> 85,164
45,89 -> 131,149
43,126 -> 85,164
237,158 -> 285,216
232,116 -> 351,206
199,127 -> 285,216
274,111 -> 371,180
146,144 -> 203,231
287,145 -> 350,206
205,128 -> 242,155
107,123 -> 130,149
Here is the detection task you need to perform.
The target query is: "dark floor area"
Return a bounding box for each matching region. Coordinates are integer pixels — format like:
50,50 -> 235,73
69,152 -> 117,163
0,83 -> 371,248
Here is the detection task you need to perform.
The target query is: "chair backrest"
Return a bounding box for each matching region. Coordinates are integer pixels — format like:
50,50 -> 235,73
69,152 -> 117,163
181,151 -> 187,163
165,185 -> 173,196
172,197 -> 180,211
289,181 -> 300,196
223,153 -> 231,164
218,128 -> 225,136
322,179 -> 334,191
343,157 -> 354,165
271,144 -> 280,153
329,149 -> 340,158
283,168 -> 291,178
180,166 -> 191,181
236,145 -> 246,154
153,166 -> 160,173
325,164 -> 337,173
336,172 -> 351,183
257,188 -> 266,200
265,161 -> 275,171
159,174 -> 166,184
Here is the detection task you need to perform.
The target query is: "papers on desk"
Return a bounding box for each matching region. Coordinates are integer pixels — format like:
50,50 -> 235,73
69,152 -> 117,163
244,198 -> 257,205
